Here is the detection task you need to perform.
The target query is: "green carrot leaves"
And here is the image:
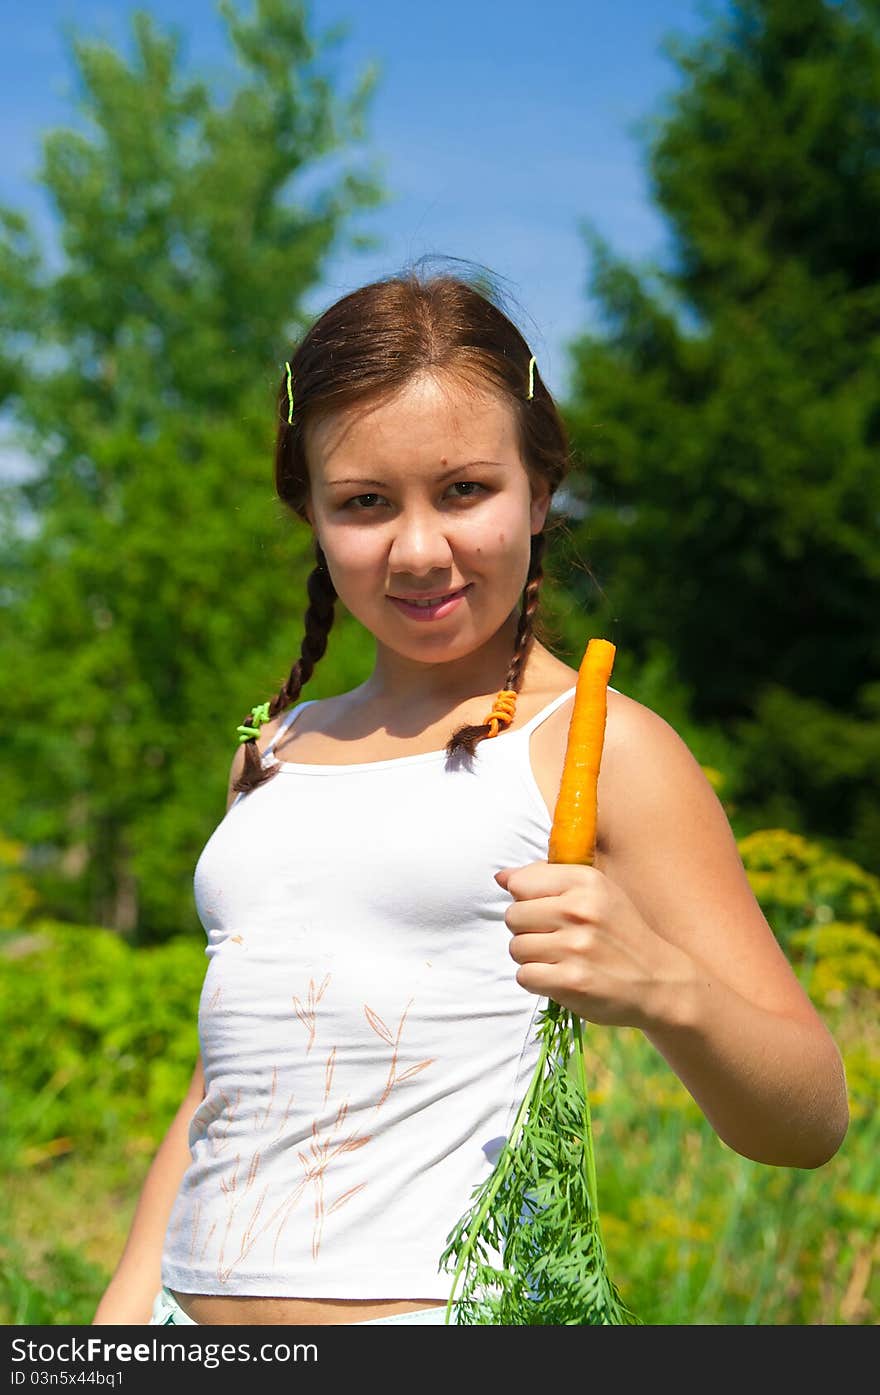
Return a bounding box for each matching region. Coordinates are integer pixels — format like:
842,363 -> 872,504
439,1000 -> 640,1325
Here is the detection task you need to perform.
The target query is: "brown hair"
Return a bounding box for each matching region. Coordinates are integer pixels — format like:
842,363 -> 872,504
234,260 -> 574,795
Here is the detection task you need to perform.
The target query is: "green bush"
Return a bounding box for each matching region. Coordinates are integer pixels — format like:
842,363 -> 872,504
0,919 -> 203,1165
738,828 -> 880,951
0,835 -> 40,932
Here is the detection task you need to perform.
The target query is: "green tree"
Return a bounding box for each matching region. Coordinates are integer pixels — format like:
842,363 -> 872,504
0,0 -> 386,939
562,0 -> 880,873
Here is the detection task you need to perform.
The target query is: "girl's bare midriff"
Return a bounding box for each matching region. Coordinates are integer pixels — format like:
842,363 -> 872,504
168,1290 -> 446,1324
174,655 -> 620,1326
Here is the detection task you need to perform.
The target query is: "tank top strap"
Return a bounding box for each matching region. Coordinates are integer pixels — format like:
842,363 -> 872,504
261,700 -> 318,759
511,683 -> 622,740
512,685 -> 578,738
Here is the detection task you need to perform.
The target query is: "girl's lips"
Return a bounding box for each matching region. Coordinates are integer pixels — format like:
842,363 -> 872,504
388,584 -> 471,620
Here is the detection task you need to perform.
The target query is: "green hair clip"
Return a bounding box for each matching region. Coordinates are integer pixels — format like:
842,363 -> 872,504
285,361 -> 294,423
527,355 -> 536,400
236,699 -> 272,744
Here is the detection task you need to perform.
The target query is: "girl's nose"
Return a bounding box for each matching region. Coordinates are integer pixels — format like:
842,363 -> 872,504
387,517 -> 456,570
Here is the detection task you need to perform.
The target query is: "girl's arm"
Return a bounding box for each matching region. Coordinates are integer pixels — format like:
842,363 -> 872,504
598,697 -> 849,1166
91,1053 -> 205,1324
504,691 -> 848,1168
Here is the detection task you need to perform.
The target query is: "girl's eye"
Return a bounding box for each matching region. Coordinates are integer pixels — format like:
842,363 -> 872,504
343,493 -> 382,510
343,482 -> 487,510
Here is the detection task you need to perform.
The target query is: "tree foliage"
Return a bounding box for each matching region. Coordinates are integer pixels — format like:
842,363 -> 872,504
562,0 -> 880,873
0,1 -> 386,939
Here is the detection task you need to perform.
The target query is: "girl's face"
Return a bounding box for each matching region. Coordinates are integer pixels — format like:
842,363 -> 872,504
304,373 -> 551,683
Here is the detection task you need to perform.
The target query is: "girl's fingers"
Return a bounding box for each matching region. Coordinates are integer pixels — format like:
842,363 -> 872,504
503,895 -> 571,935
513,960 -> 575,997
507,930 -> 566,964
496,860 -> 601,900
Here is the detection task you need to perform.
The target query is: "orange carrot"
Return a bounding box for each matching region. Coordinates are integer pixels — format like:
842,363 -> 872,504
547,638 -> 616,866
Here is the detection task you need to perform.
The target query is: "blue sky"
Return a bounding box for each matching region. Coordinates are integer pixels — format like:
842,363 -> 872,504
1,0 -> 713,475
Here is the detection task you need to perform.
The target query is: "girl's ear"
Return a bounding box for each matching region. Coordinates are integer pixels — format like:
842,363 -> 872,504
529,486 -> 551,534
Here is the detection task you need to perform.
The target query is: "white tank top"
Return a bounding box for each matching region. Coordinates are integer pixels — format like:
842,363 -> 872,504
161,683 -> 617,1300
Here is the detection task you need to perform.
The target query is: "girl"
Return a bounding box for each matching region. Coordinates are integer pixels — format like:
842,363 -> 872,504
93,266 -> 848,1327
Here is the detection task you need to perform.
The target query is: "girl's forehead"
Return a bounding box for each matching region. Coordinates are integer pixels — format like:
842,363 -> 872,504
309,378 -> 519,470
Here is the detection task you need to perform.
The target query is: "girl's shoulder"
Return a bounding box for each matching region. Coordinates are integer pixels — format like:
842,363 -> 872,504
591,691 -> 716,869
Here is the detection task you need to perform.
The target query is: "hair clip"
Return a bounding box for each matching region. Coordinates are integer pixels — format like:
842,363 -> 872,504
527,355 -> 536,400
236,699 -> 272,744
285,361 -> 294,423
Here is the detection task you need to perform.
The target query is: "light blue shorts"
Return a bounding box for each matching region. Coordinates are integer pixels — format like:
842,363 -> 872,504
149,1286 -> 455,1326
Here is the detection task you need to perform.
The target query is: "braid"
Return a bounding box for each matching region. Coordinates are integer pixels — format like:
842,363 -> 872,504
445,530 -> 548,760
233,547 -> 338,795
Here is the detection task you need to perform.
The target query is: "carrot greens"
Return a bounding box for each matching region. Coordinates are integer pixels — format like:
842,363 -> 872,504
439,999 -> 639,1324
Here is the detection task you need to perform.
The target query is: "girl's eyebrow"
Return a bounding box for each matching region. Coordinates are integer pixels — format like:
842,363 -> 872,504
324,460 -> 508,489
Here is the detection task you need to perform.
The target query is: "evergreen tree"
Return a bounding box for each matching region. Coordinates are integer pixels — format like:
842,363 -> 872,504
563,0 -> 880,872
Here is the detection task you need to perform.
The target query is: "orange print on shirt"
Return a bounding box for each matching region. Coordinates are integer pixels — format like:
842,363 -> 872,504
194,982 -> 434,1280
364,997 -> 435,1108
292,974 -> 331,1053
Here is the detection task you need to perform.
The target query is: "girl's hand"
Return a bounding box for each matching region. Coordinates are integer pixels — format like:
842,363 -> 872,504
494,860 -> 697,1030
